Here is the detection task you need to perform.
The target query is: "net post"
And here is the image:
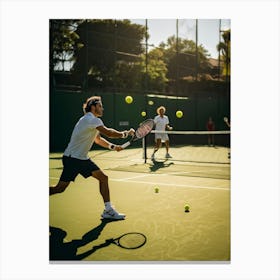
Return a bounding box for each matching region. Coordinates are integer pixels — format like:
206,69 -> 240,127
142,136 -> 147,163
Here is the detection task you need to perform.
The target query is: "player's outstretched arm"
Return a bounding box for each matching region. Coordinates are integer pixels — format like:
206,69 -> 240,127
94,134 -> 123,151
97,125 -> 134,139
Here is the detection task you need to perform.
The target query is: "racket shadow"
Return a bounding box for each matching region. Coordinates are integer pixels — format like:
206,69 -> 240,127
49,219 -> 118,261
106,232 -> 147,250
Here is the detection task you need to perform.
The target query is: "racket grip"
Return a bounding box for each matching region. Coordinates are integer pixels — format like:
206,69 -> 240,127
121,141 -> 131,149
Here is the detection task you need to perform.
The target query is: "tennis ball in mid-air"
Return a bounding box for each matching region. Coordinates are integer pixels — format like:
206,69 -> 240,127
184,204 -> 190,212
141,111 -> 147,117
125,95 -> 133,104
176,110 -> 183,118
154,187 -> 159,193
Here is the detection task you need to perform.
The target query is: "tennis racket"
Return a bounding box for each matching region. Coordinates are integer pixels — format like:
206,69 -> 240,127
121,119 -> 154,149
106,232 -> 147,249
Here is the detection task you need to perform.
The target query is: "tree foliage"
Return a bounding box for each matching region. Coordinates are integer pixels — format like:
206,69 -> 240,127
72,19 -> 146,90
50,20 -> 84,71
160,35 -> 211,80
50,19 -> 221,94
144,48 -> 168,92
217,29 -> 231,77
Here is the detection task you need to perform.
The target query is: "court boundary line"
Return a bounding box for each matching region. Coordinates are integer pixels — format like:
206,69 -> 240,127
106,166 -> 230,181
111,178 -> 230,191
49,176 -> 230,191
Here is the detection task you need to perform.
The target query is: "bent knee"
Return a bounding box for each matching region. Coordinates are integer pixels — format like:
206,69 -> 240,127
100,174 -> 108,182
92,170 -> 108,182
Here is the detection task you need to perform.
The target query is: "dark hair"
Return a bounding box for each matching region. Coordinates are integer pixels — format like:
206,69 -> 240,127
83,96 -> 101,113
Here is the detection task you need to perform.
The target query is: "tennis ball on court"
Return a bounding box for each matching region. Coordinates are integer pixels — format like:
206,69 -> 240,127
141,111 -> 147,117
125,95 -> 133,104
154,187 -> 159,193
176,110 -> 183,118
184,204 -> 190,212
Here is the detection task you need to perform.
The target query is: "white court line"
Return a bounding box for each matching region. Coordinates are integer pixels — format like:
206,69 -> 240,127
111,178 -> 230,191
158,170 -> 224,176
49,176 -> 229,191
112,174 -> 152,181
111,171 -> 227,179
50,174 -> 150,181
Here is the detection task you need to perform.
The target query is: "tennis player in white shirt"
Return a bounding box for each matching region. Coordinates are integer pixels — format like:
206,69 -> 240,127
151,106 -> 173,160
49,96 -> 135,220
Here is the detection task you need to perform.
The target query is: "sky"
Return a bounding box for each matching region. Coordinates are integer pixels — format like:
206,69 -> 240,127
131,19 -> 231,59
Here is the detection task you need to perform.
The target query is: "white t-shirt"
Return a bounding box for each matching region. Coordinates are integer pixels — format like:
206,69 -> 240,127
64,112 -> 104,160
154,115 -> 169,141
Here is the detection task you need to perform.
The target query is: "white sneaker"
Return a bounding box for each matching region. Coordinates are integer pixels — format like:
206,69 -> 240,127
101,207 -> 126,220
165,153 -> 172,158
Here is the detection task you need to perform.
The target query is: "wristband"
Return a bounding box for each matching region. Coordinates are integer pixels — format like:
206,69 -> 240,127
108,144 -> 115,150
122,131 -> 128,138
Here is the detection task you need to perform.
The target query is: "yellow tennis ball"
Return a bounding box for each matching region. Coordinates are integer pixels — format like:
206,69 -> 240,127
155,187 -> 159,193
141,111 -> 146,117
125,95 -> 133,104
184,204 -> 190,212
176,110 -> 183,118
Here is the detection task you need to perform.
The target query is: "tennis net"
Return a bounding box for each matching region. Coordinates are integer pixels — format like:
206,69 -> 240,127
142,129 -> 230,164
88,130 -> 231,180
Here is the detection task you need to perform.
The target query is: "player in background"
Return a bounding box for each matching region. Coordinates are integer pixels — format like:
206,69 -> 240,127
49,96 -> 135,220
151,106 -> 173,160
206,117 -> 215,147
224,117 -> 231,159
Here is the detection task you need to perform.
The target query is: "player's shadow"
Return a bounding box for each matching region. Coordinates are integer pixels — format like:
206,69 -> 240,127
49,219 -> 117,261
149,158 -> 174,172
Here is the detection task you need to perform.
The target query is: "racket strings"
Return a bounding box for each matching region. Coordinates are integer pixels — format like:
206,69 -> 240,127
136,120 -> 154,138
136,125 -> 151,137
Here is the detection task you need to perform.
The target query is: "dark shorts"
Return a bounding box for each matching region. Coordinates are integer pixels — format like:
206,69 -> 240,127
60,156 -> 100,182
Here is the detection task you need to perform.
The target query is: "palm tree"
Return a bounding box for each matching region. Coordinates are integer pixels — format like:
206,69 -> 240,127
217,29 -> 230,80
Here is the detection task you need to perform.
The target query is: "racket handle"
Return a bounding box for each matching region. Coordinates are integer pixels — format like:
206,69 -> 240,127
121,141 -> 131,149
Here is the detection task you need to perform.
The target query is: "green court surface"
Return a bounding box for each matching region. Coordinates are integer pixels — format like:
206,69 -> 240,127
49,146 -> 230,262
